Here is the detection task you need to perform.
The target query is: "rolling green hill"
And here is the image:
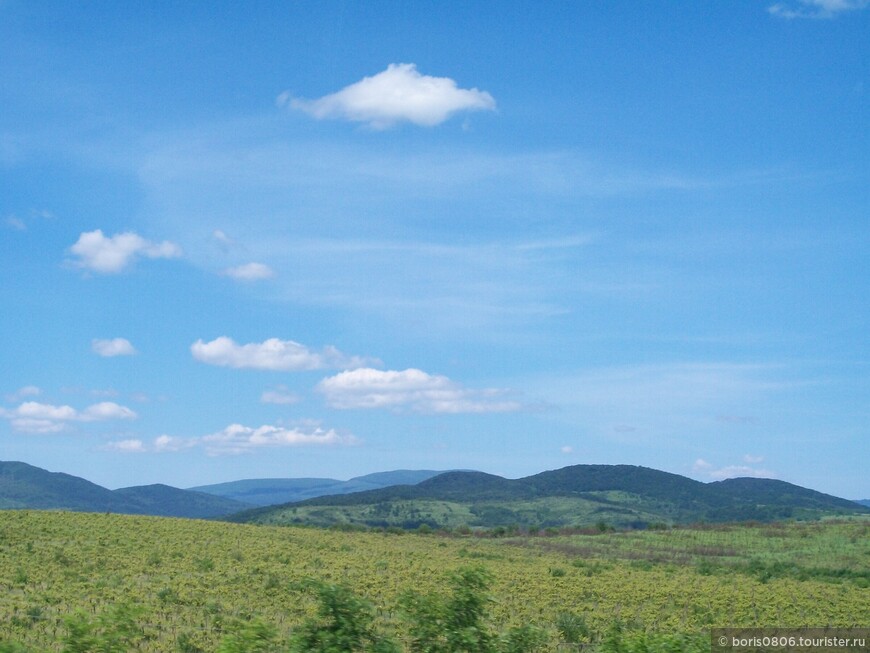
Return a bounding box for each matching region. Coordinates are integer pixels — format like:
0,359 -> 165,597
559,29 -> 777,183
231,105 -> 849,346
189,469 -> 446,506
228,464 -> 870,529
0,461 -> 251,518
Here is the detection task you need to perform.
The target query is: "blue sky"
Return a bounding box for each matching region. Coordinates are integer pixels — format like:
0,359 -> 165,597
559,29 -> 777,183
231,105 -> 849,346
1,1 -> 868,498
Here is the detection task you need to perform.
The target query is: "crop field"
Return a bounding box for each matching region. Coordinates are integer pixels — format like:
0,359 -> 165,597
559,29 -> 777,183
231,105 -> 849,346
0,511 -> 867,651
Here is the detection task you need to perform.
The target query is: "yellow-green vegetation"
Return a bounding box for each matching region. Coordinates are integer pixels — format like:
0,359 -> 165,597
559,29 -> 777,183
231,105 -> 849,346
0,511 -> 867,652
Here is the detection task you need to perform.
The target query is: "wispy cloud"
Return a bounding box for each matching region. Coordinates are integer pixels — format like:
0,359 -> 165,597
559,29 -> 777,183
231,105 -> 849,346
105,422 -> 356,456
282,63 -> 495,129
768,0 -> 869,18
317,367 -> 524,414
191,336 -> 376,371
68,230 -> 182,274
4,385 -> 41,403
4,215 -> 26,231
92,337 -> 137,357
694,457 -> 775,480
0,401 -> 137,434
221,262 -> 275,281
260,385 -> 300,405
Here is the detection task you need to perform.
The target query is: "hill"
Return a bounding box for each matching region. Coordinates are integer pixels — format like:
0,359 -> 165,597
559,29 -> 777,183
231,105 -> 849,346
228,464 -> 870,529
0,461 -> 250,518
189,469 -> 447,505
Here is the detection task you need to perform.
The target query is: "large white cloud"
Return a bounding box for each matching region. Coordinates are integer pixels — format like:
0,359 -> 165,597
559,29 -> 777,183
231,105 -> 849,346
92,337 -> 137,357
316,367 -> 523,414
0,401 -> 137,433
283,63 -> 496,129
190,336 -> 375,371
69,229 -> 182,274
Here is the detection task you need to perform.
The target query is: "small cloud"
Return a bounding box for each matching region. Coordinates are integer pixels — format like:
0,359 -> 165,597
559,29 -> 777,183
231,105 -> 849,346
201,422 -> 357,456
68,229 -> 182,274
212,229 -> 235,247
153,434 -> 195,453
92,338 -> 137,357
0,400 -> 137,433
709,465 -> 776,481
260,385 -> 301,405
693,458 -> 713,472
560,445 -> 574,454
221,262 -> 275,281
4,216 -> 26,231
90,388 -> 120,398
317,367 -> 524,414
692,457 -> 775,481
283,63 -> 496,129
5,385 -> 41,403
81,402 -> 137,421
103,439 -> 147,453
191,336 -> 376,371
768,0 -> 869,18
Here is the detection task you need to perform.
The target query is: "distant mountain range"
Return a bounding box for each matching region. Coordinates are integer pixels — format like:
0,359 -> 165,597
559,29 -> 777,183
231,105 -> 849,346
188,470 -> 447,506
226,465 -> 870,530
0,461 -> 448,519
0,461 -> 252,518
2,460 -> 867,528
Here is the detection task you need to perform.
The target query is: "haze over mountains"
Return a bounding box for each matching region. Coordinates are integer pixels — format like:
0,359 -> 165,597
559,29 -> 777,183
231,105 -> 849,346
2,460 -> 867,527
189,470 -> 447,506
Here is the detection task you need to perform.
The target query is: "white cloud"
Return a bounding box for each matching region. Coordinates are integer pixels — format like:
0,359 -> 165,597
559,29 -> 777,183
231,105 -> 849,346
693,458 -> 713,472
4,216 -> 25,231
0,401 -> 137,433
103,439 -> 147,453
260,385 -> 301,405
692,457 -> 775,481
561,445 -> 574,454
708,465 -> 777,481
92,337 -> 137,357
283,63 -> 496,129
191,336 -> 375,371
81,402 -> 138,421
317,367 -> 523,414
221,262 -> 275,281
4,385 -> 41,403
768,0 -> 869,18
212,229 -> 235,247
104,423 -> 353,456
201,423 -> 357,456
68,229 -> 182,274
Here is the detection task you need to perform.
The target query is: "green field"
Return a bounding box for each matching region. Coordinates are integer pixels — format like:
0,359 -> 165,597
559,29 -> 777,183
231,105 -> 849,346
0,511 -> 867,651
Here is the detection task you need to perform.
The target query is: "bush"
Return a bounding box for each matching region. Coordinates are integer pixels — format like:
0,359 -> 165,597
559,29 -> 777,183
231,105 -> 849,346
555,611 -> 589,644
61,603 -> 144,653
289,580 -> 399,653
401,567 -> 496,653
216,618 -> 278,653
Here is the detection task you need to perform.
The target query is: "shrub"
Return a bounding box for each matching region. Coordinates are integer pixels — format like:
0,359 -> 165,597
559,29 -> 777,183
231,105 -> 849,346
289,580 -> 399,653
216,618 -> 278,653
555,611 -> 590,644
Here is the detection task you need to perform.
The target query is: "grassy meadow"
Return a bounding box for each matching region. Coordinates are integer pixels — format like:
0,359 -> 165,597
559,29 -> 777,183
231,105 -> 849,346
0,511 -> 867,651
